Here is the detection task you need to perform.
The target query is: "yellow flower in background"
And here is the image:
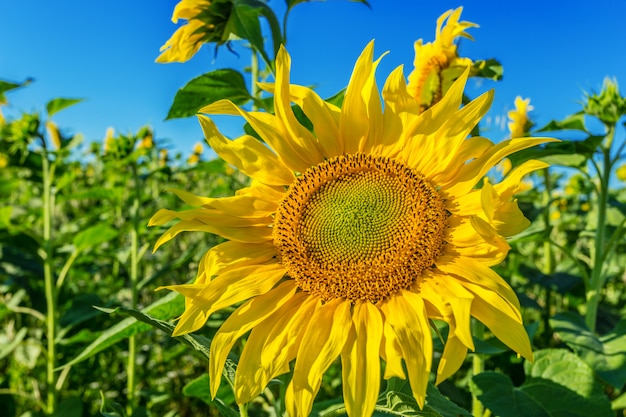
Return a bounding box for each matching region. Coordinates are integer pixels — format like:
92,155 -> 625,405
45,120 -> 62,150
156,0 -> 231,63
159,149 -> 169,167
508,96 -> 534,138
138,132 -> 154,149
617,164 -> 626,181
407,7 -> 477,112
0,153 -> 8,168
103,127 -> 115,154
151,42 -> 553,416
187,141 -> 203,164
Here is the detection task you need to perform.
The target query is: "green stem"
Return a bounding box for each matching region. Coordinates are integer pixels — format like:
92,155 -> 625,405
471,320 -> 485,417
56,249 -> 79,289
541,168 -> 555,342
251,49 -> 259,112
42,150 -> 57,415
126,163 -> 141,416
585,124 -> 615,332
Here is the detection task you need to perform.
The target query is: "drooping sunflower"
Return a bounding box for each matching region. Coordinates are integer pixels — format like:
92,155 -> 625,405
508,96 -> 534,138
407,7 -> 477,112
150,41 -> 553,416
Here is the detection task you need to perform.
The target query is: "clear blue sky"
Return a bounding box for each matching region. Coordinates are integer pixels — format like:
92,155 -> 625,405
2,0 -> 625,157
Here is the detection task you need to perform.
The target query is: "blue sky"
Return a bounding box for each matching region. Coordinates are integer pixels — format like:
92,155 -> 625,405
2,0 -> 625,158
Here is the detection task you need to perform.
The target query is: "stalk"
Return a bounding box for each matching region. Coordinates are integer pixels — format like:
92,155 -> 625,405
126,163 -> 142,416
251,49 -> 259,112
541,168 -> 555,342
584,124 -> 615,331
471,320 -> 485,417
41,147 -> 58,415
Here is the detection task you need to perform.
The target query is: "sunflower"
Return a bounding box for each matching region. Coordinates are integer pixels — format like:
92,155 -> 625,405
407,7 -> 477,112
508,96 -> 534,138
150,41 -> 553,416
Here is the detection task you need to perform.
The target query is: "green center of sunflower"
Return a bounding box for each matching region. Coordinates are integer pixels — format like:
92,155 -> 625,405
273,153 -> 447,303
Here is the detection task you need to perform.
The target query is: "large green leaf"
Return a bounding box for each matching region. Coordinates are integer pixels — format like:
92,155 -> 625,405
508,135 -> 603,168
166,69 -> 251,119
550,312 -> 626,389
58,290 -> 184,369
536,112 -> 588,133
45,97 -> 83,117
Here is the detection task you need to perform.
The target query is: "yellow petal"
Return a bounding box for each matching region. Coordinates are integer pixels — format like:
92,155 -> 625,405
286,299 -> 352,417
341,301 -> 383,417
436,255 -> 521,314
435,332 -> 468,384
381,291 -> 432,408
209,281 -> 298,397
380,319 -> 406,380
234,292 -> 308,403
199,102 -> 313,173
340,40 -> 385,154
197,115 -> 295,185
273,46 -> 325,163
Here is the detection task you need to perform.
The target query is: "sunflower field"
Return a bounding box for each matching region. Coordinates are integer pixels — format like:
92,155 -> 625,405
2,2 -> 626,417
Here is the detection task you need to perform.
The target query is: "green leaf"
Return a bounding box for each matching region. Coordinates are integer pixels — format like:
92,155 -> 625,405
52,396 -> 83,417
224,0 -> 273,70
536,112 -> 589,133
0,327 -> 28,360
612,392 -> 626,410
508,136 -> 603,168
550,312 -> 626,389
58,290 -> 184,369
166,69 -> 251,119
472,58 -> 503,81
73,224 -> 119,252
183,374 -> 238,417
45,97 -> 83,117
0,206 -> 13,229
99,391 -> 127,417
0,78 -> 32,103
470,371 -> 609,417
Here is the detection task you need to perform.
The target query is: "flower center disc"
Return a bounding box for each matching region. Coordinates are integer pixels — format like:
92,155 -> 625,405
273,153 -> 447,303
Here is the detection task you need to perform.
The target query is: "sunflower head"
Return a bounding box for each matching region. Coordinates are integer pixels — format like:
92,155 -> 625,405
156,0 -> 232,63
407,7 -> 478,112
151,41 -> 555,416
507,96 -> 534,138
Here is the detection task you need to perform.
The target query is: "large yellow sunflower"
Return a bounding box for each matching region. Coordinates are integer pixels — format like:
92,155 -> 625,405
150,41 -> 553,416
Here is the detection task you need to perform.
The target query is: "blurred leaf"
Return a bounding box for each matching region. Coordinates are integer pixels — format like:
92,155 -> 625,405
472,58 -> 503,81
612,392 -> 626,410
60,293 -> 104,328
52,396 -> 83,417
99,391 -> 127,417
550,312 -> 626,389
0,78 -> 32,102
0,206 -> 13,229
0,327 -> 28,360
58,328 -> 101,346
73,224 -> 119,252
58,290 -> 184,369
166,69 -> 251,120
14,338 -> 42,369
183,374 -> 239,417
519,264 -> 584,294
46,97 -> 83,117
536,112 -> 588,133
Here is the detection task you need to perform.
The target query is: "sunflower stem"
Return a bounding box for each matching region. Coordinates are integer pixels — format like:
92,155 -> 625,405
126,162 -> 142,416
251,48 -> 259,112
541,168 -> 555,343
41,141 -> 58,415
584,123 -> 615,332
471,320 -> 485,417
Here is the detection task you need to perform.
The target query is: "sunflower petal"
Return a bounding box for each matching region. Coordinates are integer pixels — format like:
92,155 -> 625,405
341,301 -> 383,417
287,299 -> 352,417
209,281 -> 298,397
198,115 -> 295,185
